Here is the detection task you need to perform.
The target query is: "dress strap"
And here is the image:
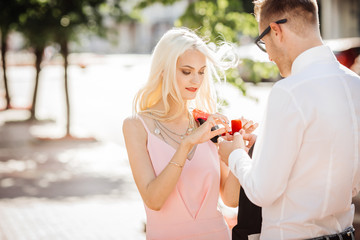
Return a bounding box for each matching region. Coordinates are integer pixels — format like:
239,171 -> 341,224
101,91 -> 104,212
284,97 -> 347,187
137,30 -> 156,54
137,114 -> 150,134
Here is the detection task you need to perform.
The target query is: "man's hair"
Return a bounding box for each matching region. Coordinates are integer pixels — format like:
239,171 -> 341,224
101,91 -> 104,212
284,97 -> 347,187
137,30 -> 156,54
254,0 -> 319,34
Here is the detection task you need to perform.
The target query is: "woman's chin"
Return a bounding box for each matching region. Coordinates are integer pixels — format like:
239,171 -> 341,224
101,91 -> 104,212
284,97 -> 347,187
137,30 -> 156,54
183,95 -> 197,101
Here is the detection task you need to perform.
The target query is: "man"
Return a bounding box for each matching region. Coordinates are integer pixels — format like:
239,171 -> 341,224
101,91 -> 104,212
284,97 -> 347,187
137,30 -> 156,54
218,0 -> 360,239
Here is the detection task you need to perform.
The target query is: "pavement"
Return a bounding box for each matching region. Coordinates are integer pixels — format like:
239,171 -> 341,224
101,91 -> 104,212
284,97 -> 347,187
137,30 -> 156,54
0,113 -> 146,240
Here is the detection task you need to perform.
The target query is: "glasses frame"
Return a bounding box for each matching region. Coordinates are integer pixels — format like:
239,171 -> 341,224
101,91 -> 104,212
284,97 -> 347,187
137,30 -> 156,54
255,19 -> 288,53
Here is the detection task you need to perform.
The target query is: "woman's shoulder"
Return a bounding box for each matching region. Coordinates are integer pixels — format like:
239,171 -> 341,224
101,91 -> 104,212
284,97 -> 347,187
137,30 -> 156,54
123,113 -> 152,133
123,114 -> 142,128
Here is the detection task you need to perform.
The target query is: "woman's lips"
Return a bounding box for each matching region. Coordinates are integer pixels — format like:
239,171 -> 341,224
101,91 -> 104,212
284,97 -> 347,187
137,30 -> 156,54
186,87 -> 197,92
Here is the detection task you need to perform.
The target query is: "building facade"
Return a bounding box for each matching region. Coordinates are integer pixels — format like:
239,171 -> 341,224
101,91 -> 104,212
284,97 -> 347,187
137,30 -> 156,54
319,0 -> 360,40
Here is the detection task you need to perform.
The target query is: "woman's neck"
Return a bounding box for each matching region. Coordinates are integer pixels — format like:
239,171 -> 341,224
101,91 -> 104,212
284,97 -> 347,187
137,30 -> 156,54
168,104 -> 189,123
152,99 -> 189,122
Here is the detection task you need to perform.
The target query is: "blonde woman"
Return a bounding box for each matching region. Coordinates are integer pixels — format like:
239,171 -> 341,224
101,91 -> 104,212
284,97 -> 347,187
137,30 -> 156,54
123,27 -> 255,240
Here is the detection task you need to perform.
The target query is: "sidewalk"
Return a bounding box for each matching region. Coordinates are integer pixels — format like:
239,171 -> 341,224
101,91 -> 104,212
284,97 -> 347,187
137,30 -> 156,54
0,112 -> 146,240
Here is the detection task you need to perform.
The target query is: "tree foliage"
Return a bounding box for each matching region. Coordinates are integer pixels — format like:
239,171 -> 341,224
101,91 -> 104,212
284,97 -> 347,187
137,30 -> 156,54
136,0 -> 180,8
0,0 -> 29,109
175,0 -> 258,43
0,0 -> 136,136
137,0 -> 280,94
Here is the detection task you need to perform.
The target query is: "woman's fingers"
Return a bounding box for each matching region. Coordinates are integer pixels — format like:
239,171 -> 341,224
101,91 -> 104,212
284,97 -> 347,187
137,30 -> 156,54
243,120 -> 253,129
246,122 -> 259,134
210,127 -> 226,138
240,117 -> 259,134
208,113 -> 231,132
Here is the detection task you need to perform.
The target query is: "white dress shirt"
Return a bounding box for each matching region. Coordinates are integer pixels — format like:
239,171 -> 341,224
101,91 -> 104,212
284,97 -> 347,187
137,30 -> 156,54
229,45 -> 360,240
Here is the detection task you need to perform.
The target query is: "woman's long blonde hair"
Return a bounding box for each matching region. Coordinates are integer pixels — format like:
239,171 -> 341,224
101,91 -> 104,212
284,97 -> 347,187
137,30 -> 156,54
134,27 -> 236,121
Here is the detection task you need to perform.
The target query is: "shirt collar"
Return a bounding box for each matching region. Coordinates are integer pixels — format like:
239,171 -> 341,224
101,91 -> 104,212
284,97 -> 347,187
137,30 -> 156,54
291,45 -> 337,76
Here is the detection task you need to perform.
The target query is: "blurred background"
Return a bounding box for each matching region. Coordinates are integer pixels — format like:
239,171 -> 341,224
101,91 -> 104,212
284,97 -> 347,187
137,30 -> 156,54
0,0 -> 359,239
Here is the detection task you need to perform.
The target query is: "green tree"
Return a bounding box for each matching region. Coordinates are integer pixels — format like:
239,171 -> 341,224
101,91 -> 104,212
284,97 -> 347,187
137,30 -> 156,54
18,0 -> 135,135
137,0 -> 280,95
136,0 -> 258,43
0,0 -> 27,109
18,0 -> 56,120
50,0 -> 134,136
175,0 -> 258,43
174,0 -> 269,92
46,0 -> 114,136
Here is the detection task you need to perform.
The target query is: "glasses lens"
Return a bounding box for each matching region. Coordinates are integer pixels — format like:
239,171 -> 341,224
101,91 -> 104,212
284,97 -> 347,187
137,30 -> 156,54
257,40 -> 266,52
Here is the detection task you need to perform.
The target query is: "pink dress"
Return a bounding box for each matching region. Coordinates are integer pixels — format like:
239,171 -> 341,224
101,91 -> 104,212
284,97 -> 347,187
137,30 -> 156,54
138,116 -> 231,240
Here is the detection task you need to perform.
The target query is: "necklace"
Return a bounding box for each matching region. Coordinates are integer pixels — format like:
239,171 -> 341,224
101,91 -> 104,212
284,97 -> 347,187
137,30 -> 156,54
154,119 -> 181,144
152,112 -> 197,160
154,117 -> 194,139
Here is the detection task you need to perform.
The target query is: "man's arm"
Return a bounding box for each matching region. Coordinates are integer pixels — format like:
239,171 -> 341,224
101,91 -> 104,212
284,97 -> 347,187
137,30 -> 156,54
226,86 -> 305,207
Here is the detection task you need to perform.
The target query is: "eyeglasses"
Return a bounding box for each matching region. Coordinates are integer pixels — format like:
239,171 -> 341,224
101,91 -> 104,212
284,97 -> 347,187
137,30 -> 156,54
254,19 -> 287,53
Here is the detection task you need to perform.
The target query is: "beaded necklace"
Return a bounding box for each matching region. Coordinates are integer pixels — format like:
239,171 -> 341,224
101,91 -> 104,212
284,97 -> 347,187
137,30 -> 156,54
152,112 -> 198,160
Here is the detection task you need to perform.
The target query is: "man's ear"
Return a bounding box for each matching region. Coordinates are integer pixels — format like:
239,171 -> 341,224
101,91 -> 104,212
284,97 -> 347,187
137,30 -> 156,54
269,22 -> 284,43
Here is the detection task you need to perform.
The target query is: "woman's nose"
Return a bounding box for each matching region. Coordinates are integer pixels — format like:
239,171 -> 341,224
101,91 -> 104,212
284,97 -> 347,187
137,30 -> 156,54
191,74 -> 200,84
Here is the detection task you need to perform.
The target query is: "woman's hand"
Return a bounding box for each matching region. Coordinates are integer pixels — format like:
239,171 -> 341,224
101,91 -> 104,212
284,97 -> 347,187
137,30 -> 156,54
184,113 -> 231,146
240,117 -> 259,134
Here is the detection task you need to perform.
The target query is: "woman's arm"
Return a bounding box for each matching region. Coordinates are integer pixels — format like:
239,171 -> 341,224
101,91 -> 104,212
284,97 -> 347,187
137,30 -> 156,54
123,117 -> 192,211
123,114 -> 228,211
220,161 -> 240,207
219,118 -> 258,207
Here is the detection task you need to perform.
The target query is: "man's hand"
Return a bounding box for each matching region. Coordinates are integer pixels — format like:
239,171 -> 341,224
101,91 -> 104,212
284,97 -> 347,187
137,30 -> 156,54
218,130 -> 257,166
218,131 -> 245,166
243,132 -> 257,153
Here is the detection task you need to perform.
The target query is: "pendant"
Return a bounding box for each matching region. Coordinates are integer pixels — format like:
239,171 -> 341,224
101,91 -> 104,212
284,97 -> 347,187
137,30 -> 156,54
154,128 -> 161,135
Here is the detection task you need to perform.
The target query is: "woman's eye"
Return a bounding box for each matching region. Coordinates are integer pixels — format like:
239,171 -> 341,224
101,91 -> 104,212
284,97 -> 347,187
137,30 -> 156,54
182,70 -> 191,75
199,71 -> 205,75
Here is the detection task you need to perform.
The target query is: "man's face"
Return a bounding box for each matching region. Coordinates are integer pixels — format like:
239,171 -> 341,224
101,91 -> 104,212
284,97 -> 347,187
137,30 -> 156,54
259,22 -> 292,77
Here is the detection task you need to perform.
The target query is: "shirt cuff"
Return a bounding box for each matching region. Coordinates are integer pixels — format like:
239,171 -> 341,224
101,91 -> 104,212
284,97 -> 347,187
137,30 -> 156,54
228,148 -> 252,182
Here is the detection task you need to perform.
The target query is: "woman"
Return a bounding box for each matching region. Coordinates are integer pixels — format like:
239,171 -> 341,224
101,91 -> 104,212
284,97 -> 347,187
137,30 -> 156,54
123,27 -> 256,240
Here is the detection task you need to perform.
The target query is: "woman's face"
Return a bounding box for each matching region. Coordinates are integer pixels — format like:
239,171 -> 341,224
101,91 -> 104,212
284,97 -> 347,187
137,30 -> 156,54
176,49 -> 206,100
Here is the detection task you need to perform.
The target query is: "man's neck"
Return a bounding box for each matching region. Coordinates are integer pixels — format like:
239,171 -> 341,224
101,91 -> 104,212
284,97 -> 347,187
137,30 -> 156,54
287,35 -> 323,76
290,39 -> 323,63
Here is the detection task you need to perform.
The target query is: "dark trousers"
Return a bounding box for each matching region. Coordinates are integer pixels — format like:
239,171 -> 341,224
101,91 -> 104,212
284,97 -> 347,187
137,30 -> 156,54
231,188 -> 262,240
232,145 -> 262,240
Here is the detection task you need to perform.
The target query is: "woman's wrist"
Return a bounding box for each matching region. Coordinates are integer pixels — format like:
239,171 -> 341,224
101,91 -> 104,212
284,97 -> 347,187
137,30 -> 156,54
180,137 -> 194,154
168,139 -> 192,168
